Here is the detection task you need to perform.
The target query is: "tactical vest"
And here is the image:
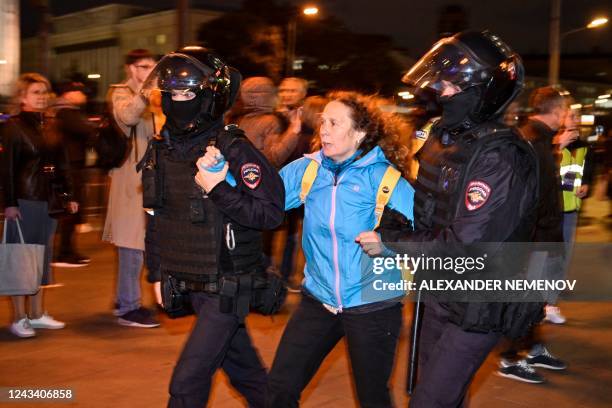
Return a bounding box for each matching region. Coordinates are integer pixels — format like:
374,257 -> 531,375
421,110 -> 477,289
414,123 -> 543,338
560,146 -> 587,212
141,127 -> 263,284
413,128 -> 473,233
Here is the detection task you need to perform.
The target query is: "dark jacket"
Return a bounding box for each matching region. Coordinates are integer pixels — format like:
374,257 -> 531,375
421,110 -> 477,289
143,122 -> 285,283
50,98 -> 96,167
379,123 -> 542,337
519,119 -> 564,242
0,111 -> 72,207
226,77 -> 299,168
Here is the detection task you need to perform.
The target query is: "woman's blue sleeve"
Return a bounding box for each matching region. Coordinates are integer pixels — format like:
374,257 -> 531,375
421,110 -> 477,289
387,177 -> 415,223
279,158 -> 309,211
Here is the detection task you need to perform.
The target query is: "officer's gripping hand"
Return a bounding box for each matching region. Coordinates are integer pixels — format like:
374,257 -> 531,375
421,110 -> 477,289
195,146 -> 229,193
355,231 -> 384,257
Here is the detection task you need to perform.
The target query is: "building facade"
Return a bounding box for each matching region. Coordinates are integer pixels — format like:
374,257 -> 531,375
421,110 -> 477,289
0,0 -> 20,98
21,4 -> 223,100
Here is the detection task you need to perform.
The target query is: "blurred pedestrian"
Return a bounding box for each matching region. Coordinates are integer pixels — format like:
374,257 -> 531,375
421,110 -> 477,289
1,73 -> 78,338
102,49 -> 159,328
49,81 -> 96,267
498,86 -> 570,383
277,77 -> 308,115
226,76 -> 302,168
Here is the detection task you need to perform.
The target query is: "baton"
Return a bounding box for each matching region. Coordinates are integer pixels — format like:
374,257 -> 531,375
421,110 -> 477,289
407,289 -> 422,395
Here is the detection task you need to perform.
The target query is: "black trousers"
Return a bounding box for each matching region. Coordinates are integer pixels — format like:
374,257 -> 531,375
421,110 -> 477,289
57,168 -> 84,257
267,295 -> 402,408
409,301 -> 501,408
168,292 -> 267,408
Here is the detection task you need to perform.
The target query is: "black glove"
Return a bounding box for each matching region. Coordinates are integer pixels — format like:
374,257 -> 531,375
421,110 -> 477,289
376,207 -> 414,242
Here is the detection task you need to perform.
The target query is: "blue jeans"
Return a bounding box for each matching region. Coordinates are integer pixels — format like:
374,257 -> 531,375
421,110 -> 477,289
116,247 -> 143,315
562,211 -> 578,244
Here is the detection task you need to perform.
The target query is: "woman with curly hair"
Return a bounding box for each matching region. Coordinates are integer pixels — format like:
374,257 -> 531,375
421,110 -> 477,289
267,91 -> 415,407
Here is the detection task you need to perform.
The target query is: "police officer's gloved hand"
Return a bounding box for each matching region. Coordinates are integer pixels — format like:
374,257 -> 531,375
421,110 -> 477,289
376,207 -> 414,242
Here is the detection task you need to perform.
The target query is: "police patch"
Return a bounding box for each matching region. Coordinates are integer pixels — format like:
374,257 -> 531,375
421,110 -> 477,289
465,180 -> 491,211
415,129 -> 429,140
241,163 -> 261,189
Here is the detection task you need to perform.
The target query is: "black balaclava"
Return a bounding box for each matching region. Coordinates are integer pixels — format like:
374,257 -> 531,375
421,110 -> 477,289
438,86 -> 481,131
161,89 -> 216,137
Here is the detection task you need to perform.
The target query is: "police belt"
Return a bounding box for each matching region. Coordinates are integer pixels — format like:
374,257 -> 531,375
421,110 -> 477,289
183,281 -> 220,293
182,272 -> 268,293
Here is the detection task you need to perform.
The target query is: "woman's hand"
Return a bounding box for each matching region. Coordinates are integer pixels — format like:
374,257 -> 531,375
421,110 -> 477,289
355,231 -> 384,257
67,201 -> 79,214
4,207 -> 22,220
195,146 -> 229,193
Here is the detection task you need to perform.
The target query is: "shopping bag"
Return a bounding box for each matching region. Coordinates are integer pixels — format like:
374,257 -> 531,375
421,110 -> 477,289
0,219 -> 45,296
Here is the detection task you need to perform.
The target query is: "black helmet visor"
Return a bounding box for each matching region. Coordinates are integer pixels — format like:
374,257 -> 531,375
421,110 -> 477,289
402,38 -> 490,95
142,53 -> 216,97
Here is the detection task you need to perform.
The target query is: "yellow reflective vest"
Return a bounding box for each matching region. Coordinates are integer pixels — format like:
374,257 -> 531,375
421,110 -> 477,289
560,146 -> 587,212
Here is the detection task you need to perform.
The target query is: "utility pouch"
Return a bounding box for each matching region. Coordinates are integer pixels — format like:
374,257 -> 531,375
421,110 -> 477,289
161,273 -> 194,318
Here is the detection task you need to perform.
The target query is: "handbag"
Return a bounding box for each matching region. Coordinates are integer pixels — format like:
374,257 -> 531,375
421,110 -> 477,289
42,164 -> 71,218
47,181 -> 71,218
0,219 -> 45,296
94,87 -> 140,170
94,116 -> 134,170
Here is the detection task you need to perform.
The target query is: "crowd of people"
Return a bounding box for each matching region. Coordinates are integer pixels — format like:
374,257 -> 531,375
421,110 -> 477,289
0,28 -> 608,407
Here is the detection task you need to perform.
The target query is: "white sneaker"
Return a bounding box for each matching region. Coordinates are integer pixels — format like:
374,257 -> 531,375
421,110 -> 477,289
544,305 -> 566,324
29,313 -> 66,329
9,318 -> 36,338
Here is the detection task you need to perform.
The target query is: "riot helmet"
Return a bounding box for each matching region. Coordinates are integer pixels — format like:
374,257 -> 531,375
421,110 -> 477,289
142,46 -> 241,133
402,31 -> 524,129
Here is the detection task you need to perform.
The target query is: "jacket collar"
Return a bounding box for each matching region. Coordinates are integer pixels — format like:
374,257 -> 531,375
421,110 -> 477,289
527,119 -> 557,142
304,145 -> 390,169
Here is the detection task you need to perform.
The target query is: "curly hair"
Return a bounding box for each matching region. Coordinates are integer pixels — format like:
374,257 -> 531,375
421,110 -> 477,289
315,91 -> 413,178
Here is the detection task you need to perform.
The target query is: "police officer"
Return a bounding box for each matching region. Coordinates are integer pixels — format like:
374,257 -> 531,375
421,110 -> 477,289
358,31 -> 542,407
140,46 -> 285,408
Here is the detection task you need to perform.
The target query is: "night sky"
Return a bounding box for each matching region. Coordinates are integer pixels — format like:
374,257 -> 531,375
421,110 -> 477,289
20,0 -> 611,57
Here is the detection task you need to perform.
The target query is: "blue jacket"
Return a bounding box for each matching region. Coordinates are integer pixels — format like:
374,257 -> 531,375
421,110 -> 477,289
280,147 -> 415,310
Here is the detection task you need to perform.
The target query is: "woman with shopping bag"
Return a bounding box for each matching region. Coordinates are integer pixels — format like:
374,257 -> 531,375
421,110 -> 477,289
1,73 -> 78,338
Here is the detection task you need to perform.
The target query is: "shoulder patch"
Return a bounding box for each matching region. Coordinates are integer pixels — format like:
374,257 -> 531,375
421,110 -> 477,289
241,163 -> 262,189
465,180 -> 491,211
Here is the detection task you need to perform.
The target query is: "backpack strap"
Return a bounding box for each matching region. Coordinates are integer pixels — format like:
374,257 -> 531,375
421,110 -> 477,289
300,160 -> 320,203
298,161 -> 401,226
374,166 -> 402,229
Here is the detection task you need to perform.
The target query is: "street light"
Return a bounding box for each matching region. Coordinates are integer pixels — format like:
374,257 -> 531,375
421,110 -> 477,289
286,5 -> 319,76
548,1 -> 609,85
303,6 -> 319,16
587,17 -> 608,28
561,16 -> 608,38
